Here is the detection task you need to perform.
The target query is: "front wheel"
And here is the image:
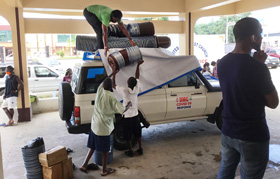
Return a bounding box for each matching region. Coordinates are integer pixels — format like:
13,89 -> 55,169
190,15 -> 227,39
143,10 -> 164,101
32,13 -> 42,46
114,119 -> 137,151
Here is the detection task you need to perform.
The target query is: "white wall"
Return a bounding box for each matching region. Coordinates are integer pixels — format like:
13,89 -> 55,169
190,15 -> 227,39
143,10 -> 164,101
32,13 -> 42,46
194,34 -> 225,65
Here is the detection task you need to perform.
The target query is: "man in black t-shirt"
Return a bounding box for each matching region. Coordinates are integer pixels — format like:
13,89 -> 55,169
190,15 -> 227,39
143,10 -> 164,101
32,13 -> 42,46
217,18 -> 279,179
1,66 -> 23,126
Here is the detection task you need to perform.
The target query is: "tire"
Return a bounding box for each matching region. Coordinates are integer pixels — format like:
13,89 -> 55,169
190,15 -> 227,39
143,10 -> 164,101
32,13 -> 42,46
216,101 -> 223,130
113,115 -> 137,151
76,35 -> 165,51
58,82 -> 74,121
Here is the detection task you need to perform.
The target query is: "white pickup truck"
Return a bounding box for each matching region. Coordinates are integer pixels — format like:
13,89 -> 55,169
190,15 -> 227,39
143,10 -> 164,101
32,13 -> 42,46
0,62 -> 63,96
59,58 -> 223,150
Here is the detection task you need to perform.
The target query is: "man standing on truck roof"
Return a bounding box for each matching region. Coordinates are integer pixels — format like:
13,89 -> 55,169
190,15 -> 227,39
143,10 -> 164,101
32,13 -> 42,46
1,66 -> 23,127
80,77 -> 131,176
217,17 -> 279,179
112,60 -> 144,157
83,4 -> 136,56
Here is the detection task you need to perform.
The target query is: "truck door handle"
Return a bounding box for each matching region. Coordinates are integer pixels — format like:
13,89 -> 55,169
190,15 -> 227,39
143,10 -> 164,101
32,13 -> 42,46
191,93 -> 202,95
34,79 -> 39,81
170,94 -> 177,96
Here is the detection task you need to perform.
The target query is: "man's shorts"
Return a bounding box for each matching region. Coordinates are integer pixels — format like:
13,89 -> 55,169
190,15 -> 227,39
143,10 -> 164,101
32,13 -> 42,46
123,115 -> 142,141
87,130 -> 111,152
1,97 -> 17,109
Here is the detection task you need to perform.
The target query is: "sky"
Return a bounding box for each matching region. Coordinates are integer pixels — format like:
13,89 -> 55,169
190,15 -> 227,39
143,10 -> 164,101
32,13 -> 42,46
196,5 -> 280,34
0,16 -> 9,25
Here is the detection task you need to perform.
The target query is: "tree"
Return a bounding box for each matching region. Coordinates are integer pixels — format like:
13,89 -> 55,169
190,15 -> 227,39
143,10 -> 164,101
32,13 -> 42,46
135,17 -> 169,21
194,13 -> 251,43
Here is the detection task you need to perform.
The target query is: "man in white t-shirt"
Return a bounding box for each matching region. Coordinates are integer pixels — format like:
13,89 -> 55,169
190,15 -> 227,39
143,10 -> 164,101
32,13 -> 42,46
113,60 -> 144,157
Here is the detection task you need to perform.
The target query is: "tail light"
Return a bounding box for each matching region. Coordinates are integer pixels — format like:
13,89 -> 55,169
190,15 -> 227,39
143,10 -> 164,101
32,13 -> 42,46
74,106 -> 80,125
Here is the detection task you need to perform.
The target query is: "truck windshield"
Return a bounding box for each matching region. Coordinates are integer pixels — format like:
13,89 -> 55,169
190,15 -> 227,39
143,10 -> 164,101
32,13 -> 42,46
76,67 -> 108,94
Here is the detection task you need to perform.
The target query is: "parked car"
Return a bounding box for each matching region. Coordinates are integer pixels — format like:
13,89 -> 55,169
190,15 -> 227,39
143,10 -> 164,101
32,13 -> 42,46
251,51 -> 279,68
5,53 -> 33,63
37,57 -> 64,74
265,48 -> 280,60
265,55 -> 279,68
0,62 -> 63,96
5,53 -> 13,62
58,59 -> 223,150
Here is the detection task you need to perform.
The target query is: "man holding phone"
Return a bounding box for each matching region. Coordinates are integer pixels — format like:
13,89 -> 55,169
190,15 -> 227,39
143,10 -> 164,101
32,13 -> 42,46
217,17 -> 279,179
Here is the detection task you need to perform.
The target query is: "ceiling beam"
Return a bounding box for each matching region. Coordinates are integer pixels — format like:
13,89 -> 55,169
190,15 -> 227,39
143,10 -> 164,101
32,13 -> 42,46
185,0 -> 240,12
24,18 -> 184,34
23,0 -> 185,13
5,0 -> 23,7
235,0 -> 280,14
23,10 -> 179,19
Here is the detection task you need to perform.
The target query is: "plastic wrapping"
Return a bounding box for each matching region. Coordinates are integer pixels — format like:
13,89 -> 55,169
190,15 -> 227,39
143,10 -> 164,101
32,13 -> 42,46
22,137 -> 45,179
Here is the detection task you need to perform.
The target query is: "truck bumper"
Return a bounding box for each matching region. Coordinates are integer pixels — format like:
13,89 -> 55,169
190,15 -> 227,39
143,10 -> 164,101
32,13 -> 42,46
65,117 -> 91,134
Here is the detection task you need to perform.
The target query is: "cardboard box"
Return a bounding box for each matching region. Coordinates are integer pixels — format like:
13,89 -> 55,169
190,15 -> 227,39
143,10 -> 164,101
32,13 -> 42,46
42,162 -> 63,179
62,158 -> 73,179
39,146 -> 67,167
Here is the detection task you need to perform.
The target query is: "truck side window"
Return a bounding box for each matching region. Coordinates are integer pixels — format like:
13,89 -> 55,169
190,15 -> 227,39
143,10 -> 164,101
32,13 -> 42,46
0,67 -> 5,78
168,73 -> 196,88
34,66 -> 57,77
71,67 -> 80,93
28,67 -> 30,77
270,49 -> 276,54
81,67 -> 107,94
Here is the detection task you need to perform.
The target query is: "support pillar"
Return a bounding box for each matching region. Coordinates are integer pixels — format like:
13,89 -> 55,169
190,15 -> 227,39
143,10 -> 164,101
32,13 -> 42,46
14,7 -> 31,122
179,12 -> 192,56
0,133 -> 3,179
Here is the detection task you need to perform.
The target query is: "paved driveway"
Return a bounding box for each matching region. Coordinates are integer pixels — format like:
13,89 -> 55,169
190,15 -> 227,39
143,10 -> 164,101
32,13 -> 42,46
1,68 -> 280,179
1,110 -> 280,179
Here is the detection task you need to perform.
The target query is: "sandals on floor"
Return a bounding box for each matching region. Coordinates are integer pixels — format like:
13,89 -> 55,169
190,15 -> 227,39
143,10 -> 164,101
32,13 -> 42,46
101,168 -> 116,176
80,163 -> 99,174
87,163 -> 99,170
66,148 -> 73,154
137,148 -> 143,155
124,150 -> 133,157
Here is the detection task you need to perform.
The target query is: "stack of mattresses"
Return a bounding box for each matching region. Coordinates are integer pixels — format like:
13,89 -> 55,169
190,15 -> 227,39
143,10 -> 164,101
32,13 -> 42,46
76,22 -> 171,52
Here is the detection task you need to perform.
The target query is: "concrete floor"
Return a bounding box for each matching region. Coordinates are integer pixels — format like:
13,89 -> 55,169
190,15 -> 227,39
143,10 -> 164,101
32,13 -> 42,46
1,109 -> 280,179
1,68 -> 280,179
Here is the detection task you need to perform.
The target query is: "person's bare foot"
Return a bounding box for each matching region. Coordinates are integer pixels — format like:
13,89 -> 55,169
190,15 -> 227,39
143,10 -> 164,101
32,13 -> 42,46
4,120 -> 14,127
79,166 -> 87,173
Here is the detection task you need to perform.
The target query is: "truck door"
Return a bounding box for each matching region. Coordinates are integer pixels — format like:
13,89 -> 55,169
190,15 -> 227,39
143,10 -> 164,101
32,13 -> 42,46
138,87 -> 167,123
32,66 -> 61,92
165,72 -> 206,119
27,67 -> 34,92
